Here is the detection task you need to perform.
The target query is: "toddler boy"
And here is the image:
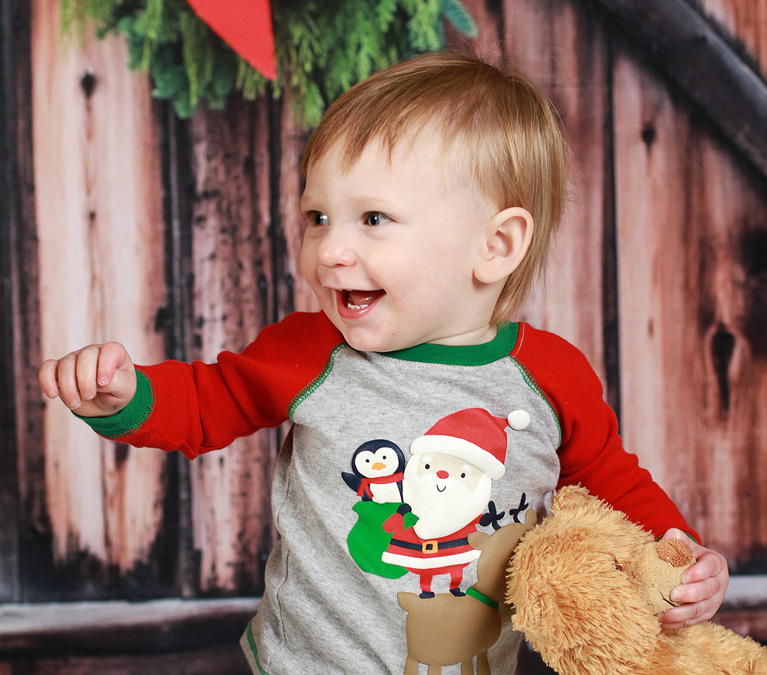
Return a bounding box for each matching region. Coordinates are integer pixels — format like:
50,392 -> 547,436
40,53 -> 727,674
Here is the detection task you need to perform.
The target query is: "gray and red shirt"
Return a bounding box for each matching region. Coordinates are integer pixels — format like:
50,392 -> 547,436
83,311 -> 696,675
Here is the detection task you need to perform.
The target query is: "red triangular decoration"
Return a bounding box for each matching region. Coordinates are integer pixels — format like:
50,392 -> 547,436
187,0 -> 277,81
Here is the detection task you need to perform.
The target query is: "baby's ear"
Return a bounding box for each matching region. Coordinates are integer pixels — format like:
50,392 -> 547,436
473,207 -> 534,284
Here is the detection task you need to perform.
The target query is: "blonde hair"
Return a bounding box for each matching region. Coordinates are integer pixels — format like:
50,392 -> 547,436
301,52 -> 572,322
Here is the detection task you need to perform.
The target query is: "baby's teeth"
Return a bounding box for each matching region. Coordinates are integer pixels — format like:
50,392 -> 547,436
347,303 -> 369,310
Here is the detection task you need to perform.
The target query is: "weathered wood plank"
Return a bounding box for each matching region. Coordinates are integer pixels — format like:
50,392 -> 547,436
0,645 -> 251,675
613,41 -> 767,567
586,0 -> 767,178
0,598 -> 258,654
698,0 -> 767,77
0,0 -> 24,603
1,596 -> 762,673
542,1 -> 616,399
155,107 -> 197,597
274,93 -> 315,317
31,0 -> 170,597
1,0 -> 47,605
185,97 -> 277,593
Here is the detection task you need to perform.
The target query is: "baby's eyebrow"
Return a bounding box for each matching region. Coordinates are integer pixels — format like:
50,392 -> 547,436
350,195 -> 388,208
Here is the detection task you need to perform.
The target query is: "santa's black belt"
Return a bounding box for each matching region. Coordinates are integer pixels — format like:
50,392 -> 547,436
389,537 -> 469,554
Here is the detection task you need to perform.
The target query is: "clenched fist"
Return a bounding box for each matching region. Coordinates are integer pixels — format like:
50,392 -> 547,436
39,342 -> 137,417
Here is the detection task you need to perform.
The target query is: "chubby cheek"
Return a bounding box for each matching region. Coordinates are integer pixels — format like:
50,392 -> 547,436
300,246 -> 336,320
300,244 -> 327,300
384,261 -> 435,306
299,242 -> 315,283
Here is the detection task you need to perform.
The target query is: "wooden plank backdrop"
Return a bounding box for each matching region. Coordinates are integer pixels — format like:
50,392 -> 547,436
701,0 -> 767,71
1,0 -> 766,668
184,100 -> 277,595
613,39 -> 767,567
29,0 -> 171,599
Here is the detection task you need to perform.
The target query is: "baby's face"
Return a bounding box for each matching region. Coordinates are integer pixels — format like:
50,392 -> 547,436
300,128 -> 501,352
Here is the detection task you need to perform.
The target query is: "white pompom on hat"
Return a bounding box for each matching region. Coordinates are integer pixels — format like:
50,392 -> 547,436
409,407 -> 530,480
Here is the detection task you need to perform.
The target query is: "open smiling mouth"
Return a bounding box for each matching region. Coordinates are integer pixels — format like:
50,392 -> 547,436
337,289 -> 385,316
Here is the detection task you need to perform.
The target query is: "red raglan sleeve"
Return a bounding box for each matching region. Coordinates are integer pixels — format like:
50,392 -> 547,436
512,322 -> 699,541
88,312 -> 344,459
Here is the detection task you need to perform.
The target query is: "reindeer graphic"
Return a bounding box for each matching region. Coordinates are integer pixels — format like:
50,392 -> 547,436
397,509 -> 536,674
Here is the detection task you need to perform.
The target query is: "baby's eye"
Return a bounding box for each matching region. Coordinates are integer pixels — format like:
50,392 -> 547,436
364,212 -> 391,226
306,211 -> 329,226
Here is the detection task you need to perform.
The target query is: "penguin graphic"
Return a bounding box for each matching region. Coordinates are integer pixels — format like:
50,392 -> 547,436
344,439 -> 410,579
342,439 -> 406,503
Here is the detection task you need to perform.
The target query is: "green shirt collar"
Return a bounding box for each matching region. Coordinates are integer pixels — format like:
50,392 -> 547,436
379,323 -> 519,366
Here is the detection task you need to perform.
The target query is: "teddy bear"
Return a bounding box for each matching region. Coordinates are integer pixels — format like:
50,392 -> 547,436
506,485 -> 767,675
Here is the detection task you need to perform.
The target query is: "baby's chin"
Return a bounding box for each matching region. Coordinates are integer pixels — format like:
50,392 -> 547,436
340,332 -> 406,353
332,322 -> 413,354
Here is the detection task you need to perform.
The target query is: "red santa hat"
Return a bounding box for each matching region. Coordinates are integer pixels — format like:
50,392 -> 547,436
409,408 -> 530,481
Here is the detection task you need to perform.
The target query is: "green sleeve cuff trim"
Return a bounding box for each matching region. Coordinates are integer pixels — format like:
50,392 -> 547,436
74,369 -> 154,439
381,322 -> 519,365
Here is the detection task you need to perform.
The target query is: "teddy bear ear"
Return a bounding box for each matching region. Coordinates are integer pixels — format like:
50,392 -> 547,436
550,485 -> 598,514
511,579 -> 582,653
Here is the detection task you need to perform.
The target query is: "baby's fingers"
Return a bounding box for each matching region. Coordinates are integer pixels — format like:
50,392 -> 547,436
658,546 -> 729,628
681,549 -> 727,586
670,574 -> 720,606
39,359 -> 61,399
658,595 -> 713,628
45,349 -> 87,409
93,342 -> 135,402
75,344 -> 102,402
38,343 -> 129,412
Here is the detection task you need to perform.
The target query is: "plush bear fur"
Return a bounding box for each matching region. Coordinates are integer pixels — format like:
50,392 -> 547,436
506,485 -> 767,675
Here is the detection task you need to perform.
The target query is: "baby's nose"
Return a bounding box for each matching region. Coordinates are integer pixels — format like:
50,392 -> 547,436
437,470 -> 449,480
316,229 -> 356,267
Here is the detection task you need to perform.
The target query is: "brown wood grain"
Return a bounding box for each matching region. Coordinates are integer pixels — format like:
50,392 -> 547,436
0,599 -> 258,654
0,646 -> 251,675
588,0 -> 767,178
524,1 -> 616,395
613,40 -> 767,567
1,0 -> 32,603
185,98 -> 278,593
275,93 -> 316,316
699,0 -> 767,77
30,0 -> 169,595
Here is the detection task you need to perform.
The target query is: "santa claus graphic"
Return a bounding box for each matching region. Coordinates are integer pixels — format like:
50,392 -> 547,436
382,407 -> 528,597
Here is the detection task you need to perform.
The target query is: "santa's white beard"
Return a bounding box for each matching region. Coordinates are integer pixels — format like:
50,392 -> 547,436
403,467 -> 492,540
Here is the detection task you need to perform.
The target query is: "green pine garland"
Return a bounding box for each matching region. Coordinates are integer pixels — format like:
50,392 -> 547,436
61,0 -> 478,125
